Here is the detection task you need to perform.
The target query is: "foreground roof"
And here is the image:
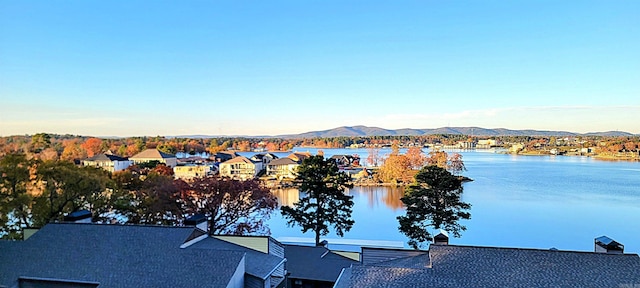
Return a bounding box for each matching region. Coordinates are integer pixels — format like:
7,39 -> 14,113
337,244 -> 640,288
284,244 -> 358,282
191,237 -> 285,280
0,223 -> 242,288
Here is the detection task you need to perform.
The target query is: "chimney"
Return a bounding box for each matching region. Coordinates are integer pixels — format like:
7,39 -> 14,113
594,236 -> 624,254
63,210 -> 92,223
433,230 -> 449,245
185,214 -> 208,232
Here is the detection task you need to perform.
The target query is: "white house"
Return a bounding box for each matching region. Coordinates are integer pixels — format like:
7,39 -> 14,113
82,153 -> 132,172
130,149 -> 177,168
219,156 -> 262,180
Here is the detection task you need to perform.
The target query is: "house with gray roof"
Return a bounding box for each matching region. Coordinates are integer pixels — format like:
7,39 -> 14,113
0,223 -> 286,288
284,244 -> 359,288
266,158 -> 300,180
334,237 -> 640,288
82,153 -> 132,172
130,149 -> 178,168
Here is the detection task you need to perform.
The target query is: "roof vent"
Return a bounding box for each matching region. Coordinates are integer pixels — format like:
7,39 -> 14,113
594,236 -> 624,254
63,210 -> 92,223
433,230 -> 449,245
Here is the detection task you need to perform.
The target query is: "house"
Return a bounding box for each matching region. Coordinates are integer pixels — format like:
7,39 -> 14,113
82,153 -> 132,172
287,152 -> 312,163
215,151 -> 239,163
251,153 -> 279,167
219,156 -> 263,180
334,233 -> 640,288
284,244 -> 359,288
0,222 -> 286,288
329,155 -> 360,168
173,164 -> 212,180
267,158 -> 300,179
130,149 -> 178,168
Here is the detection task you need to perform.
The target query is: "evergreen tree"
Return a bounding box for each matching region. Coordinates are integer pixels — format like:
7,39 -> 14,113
281,155 -> 354,245
398,165 -> 471,248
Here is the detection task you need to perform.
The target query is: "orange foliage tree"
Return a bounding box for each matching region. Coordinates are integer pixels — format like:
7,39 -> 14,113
405,147 -> 427,170
81,138 -> 103,157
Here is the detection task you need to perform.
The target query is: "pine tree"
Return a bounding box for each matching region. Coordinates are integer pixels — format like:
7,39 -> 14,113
398,165 -> 471,248
281,155 -> 354,245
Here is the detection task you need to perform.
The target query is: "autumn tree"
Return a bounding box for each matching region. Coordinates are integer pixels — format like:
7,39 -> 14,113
0,153 -> 32,239
397,166 -> 471,248
366,146 -> 382,167
405,146 -> 427,170
427,151 -> 466,175
34,161 -> 111,227
281,155 -> 355,245
60,140 -> 87,161
178,177 -> 277,235
377,154 -> 412,184
81,138 -> 103,157
127,172 -> 182,225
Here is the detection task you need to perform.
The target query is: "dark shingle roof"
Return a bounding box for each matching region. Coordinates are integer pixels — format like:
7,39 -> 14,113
190,237 -> 285,280
0,224 -> 244,288
85,153 -> 128,162
130,149 -> 176,159
268,158 -> 299,166
284,244 -> 358,282
339,244 -> 640,288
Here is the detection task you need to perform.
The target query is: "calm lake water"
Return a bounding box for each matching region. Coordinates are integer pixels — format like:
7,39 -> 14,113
261,148 -> 640,253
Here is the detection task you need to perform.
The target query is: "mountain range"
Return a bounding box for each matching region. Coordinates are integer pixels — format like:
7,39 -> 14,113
274,126 -> 634,138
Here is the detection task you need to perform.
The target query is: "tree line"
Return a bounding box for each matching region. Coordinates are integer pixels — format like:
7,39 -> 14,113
0,154 -> 277,239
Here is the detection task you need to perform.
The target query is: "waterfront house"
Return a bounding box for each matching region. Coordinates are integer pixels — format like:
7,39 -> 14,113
173,164 -> 212,180
330,155 -> 360,168
266,157 -> 300,179
129,149 -> 177,168
251,153 -> 279,167
215,151 -> 239,163
82,153 -> 132,172
218,156 -> 263,180
334,233 -> 640,288
287,152 -> 312,163
0,222 -> 286,288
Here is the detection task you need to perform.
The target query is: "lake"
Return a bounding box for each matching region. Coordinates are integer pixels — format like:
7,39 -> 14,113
259,148 -> 640,253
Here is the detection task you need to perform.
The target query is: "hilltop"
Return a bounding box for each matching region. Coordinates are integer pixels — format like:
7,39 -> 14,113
275,126 -> 634,138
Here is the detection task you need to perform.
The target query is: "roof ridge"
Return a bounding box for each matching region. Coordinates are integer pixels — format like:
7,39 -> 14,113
435,244 -> 640,257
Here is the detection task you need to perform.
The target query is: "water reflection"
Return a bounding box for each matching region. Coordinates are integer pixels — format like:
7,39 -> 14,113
349,186 -> 405,211
271,188 -> 300,207
271,186 -> 406,211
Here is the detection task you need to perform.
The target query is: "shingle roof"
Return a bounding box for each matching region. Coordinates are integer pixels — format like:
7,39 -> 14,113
0,224 -> 244,288
268,158 -> 299,166
190,237 -> 285,279
85,153 -> 128,162
338,244 -> 640,288
130,149 -> 176,159
284,244 -> 358,282
221,156 -> 256,165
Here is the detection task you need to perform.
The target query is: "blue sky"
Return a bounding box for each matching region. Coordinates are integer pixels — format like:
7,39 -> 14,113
1,1 -> 639,137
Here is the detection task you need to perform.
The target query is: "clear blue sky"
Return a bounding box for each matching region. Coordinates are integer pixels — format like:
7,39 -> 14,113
1,0 -> 639,137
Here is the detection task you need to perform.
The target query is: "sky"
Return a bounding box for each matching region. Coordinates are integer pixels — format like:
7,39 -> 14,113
1,0 -> 639,137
